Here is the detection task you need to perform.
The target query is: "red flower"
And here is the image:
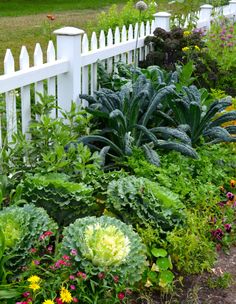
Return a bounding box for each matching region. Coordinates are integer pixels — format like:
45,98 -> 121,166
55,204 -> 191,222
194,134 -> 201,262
56,298 -> 63,304
118,292 -> 125,300
62,255 -> 70,260
77,271 -> 87,279
98,272 -> 105,280
30,248 -> 37,253
113,275 -> 119,283
44,231 -> 53,237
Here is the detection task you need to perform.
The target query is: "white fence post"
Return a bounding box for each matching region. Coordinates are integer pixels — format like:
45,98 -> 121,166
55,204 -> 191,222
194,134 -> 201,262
199,4 -> 213,28
229,0 -> 236,14
54,27 -> 84,113
153,12 -> 171,31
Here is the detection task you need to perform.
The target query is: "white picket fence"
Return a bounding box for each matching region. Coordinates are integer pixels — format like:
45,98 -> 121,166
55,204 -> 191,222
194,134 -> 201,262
0,1 -> 236,148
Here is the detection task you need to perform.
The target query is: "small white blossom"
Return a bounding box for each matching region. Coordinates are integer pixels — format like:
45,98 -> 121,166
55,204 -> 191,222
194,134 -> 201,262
135,1 -> 148,11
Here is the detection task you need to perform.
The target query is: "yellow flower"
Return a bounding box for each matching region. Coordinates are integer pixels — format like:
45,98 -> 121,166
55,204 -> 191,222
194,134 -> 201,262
27,275 -> 41,284
43,301 -> 55,304
29,283 -> 40,292
194,45 -> 200,51
60,287 -> 73,303
182,46 -> 189,52
183,30 -> 191,37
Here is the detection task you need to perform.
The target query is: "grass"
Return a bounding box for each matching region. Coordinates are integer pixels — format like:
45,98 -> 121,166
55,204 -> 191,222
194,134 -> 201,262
0,0 -> 127,17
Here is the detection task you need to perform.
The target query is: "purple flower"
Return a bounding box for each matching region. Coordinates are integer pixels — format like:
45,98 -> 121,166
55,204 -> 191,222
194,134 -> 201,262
226,192 -> 234,201
218,200 -> 227,207
211,228 -> 224,241
224,224 -> 232,233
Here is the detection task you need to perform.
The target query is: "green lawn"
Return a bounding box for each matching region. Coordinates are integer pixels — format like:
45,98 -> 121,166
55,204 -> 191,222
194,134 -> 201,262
0,0 -> 127,17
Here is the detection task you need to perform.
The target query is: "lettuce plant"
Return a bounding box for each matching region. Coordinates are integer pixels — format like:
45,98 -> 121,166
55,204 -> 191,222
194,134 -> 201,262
61,216 -> 147,284
0,204 -> 58,270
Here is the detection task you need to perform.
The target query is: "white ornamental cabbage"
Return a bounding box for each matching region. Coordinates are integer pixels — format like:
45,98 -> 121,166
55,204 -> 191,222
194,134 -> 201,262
61,216 -> 147,284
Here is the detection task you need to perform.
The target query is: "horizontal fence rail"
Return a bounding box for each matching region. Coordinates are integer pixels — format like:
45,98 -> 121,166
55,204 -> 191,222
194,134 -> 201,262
0,1 -> 236,147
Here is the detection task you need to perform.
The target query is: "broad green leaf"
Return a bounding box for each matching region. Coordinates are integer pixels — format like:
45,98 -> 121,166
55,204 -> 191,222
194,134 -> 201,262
151,248 -> 167,258
156,257 -> 172,271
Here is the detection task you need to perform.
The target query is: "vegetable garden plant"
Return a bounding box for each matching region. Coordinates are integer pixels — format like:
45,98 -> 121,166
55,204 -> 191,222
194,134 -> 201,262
0,3 -> 236,302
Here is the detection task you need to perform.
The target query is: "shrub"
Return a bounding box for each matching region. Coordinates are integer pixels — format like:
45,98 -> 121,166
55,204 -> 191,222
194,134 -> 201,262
0,204 -> 57,271
60,216 -> 147,285
106,175 -> 186,233
166,211 -> 216,274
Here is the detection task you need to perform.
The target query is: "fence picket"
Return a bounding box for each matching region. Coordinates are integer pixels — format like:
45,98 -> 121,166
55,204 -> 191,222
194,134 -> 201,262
91,32 -> 98,95
47,41 -> 56,118
114,27 -> 121,70
34,43 -> 44,110
4,49 -> 17,143
82,33 -> 89,104
139,22 -> 145,61
121,25 -> 127,63
20,46 -> 31,139
107,28 -> 113,73
128,24 -> 133,64
99,30 -> 106,68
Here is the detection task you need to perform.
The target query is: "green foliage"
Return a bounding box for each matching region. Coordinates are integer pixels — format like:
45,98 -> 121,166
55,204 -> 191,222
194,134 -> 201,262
79,74 -> 197,166
166,211 -> 216,274
166,85 -> 236,146
0,204 -> 57,271
92,0 -> 156,35
106,175 -> 186,233
17,173 -> 99,226
61,216 -> 147,285
207,272 -> 233,289
144,247 -> 174,290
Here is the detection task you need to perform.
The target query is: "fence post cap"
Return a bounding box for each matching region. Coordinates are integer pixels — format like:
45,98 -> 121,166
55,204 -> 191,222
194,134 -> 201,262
200,4 -> 213,9
54,27 -> 84,36
153,12 -> 171,17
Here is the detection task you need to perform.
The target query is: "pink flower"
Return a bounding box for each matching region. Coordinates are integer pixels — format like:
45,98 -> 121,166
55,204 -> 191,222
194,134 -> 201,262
70,285 -> 76,290
118,292 -> 125,300
44,231 -> 53,237
56,299 -> 63,304
73,298 -> 79,303
77,271 -> 87,279
47,245 -> 53,252
69,275 -> 75,280
33,260 -> 40,265
22,292 -> 30,298
70,249 -> 78,256
226,192 -> 234,201
62,255 -> 70,260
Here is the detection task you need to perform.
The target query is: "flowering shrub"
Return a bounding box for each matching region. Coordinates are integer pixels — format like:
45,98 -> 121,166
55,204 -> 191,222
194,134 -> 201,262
0,204 -> 57,271
60,216 -> 147,284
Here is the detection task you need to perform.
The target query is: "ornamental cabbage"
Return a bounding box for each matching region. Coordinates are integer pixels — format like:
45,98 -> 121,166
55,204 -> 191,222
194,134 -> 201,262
0,204 -> 58,270
61,216 -> 147,284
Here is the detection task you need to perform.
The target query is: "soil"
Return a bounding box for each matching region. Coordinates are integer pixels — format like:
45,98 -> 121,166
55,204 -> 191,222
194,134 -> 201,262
139,245 -> 236,304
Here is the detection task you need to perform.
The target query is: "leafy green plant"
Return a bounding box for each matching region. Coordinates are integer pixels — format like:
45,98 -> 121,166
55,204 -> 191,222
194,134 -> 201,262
61,216 -> 147,285
90,0 -> 156,35
0,204 -> 57,272
106,175 -> 186,233
165,85 -> 236,146
17,173 -> 99,226
144,247 -> 174,290
166,211 -> 216,274
207,272 -> 233,289
79,75 -> 197,166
